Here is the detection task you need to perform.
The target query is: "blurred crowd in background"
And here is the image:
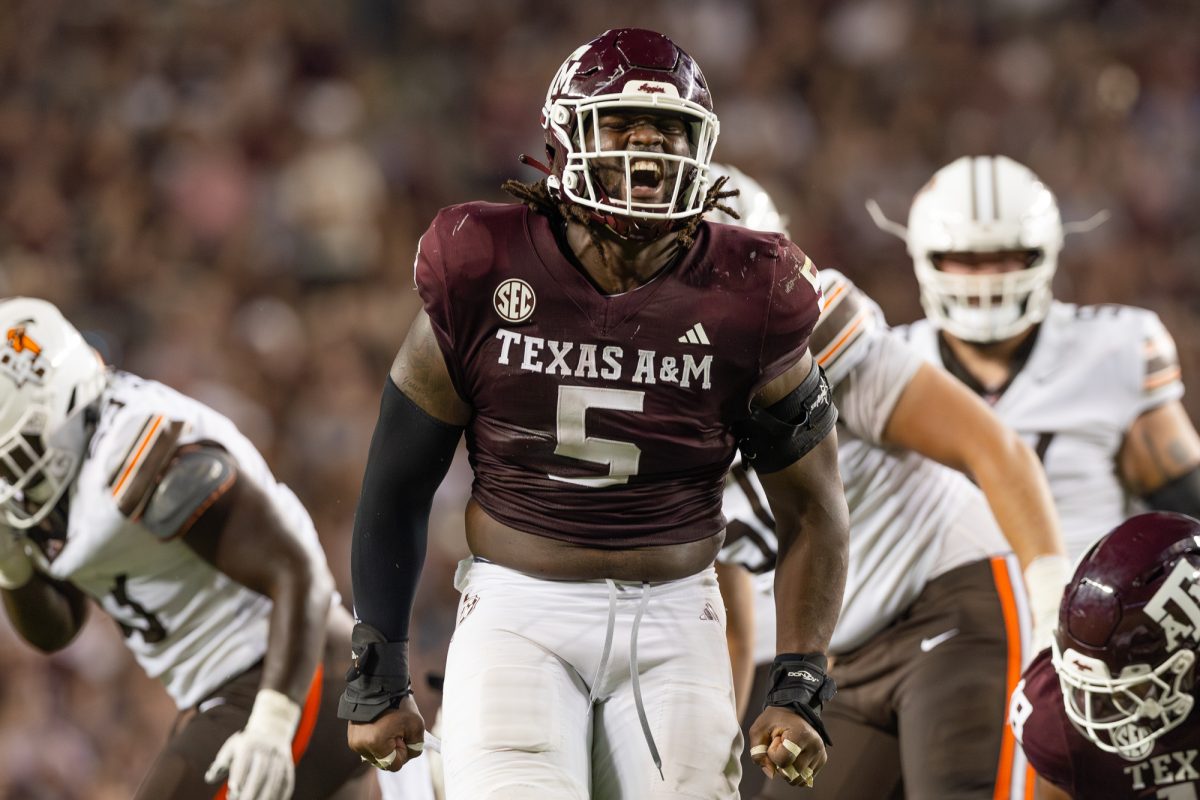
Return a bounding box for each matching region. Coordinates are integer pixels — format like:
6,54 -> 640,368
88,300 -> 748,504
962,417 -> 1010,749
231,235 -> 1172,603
0,0 -> 1196,796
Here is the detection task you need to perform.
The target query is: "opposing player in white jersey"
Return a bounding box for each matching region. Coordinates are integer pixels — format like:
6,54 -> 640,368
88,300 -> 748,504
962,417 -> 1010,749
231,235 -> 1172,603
709,165 -> 1069,799
870,154 -> 1200,559
0,298 -> 369,800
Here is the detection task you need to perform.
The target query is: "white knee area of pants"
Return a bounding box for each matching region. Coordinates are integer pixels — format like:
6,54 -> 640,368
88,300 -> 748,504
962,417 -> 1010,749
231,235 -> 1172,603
597,681 -> 744,796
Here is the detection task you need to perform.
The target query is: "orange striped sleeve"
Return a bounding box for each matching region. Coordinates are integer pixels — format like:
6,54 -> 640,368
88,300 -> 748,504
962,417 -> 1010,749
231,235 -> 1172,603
108,415 -> 186,519
112,416 -> 164,497
817,311 -> 869,368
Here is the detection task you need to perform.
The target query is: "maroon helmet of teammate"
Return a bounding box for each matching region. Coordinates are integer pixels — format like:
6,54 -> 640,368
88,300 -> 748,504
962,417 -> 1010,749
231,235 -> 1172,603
539,28 -> 720,240
1053,512 -> 1200,760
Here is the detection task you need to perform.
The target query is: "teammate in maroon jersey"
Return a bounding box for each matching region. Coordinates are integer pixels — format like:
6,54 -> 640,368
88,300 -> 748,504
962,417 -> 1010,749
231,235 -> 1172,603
1010,512 -> 1200,799
337,28 -> 848,799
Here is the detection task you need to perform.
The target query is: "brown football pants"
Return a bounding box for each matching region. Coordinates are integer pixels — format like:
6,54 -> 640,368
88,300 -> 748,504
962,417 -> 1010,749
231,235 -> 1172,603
744,557 -> 1032,800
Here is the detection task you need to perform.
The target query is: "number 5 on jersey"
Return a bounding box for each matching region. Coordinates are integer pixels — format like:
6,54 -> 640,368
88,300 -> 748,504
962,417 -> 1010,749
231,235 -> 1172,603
549,386 -> 644,488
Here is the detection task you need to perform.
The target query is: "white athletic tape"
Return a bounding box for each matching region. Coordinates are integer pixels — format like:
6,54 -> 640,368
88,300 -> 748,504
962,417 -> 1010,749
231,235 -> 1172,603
782,738 -> 802,759
375,749 -> 398,769
406,741 -> 424,753
781,764 -> 800,782
749,745 -> 769,757
800,767 -> 815,787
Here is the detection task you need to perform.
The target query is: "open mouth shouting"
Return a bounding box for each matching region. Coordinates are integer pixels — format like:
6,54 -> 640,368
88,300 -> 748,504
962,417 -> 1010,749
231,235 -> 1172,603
628,158 -> 667,201
594,155 -> 677,205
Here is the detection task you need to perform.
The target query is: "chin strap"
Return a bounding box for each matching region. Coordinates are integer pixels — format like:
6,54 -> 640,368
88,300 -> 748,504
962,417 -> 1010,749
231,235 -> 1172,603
1062,209 -> 1110,235
865,199 -> 908,240
517,153 -> 553,177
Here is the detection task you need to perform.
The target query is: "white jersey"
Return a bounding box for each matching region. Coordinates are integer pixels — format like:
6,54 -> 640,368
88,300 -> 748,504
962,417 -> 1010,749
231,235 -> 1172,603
720,270 -> 1008,655
26,371 -> 327,709
898,301 -> 1185,560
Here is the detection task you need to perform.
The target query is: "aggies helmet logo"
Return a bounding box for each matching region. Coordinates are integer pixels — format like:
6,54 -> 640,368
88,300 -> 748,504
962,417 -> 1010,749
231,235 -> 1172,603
0,323 -> 48,387
493,279 -> 536,323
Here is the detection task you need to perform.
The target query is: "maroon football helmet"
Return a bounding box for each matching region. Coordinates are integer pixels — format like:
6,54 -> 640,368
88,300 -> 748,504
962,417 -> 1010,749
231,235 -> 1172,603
539,28 -> 720,240
1053,512 -> 1200,760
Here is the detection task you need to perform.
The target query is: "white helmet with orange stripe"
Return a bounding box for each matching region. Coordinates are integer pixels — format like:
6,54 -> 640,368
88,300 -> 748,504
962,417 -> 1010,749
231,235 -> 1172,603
0,298 -> 107,528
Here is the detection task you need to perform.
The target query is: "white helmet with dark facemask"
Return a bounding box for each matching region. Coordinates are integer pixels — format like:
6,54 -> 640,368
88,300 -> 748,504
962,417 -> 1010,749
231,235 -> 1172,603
0,298 -> 106,528
905,155 -> 1063,343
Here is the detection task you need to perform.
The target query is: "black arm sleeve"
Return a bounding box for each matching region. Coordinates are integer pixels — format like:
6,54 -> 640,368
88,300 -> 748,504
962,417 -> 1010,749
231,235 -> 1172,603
350,377 -> 464,642
1144,465 -> 1200,519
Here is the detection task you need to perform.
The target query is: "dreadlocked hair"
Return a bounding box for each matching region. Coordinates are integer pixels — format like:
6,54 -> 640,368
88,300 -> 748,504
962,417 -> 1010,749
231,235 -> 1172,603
501,177 -> 613,268
676,173 -> 740,249
500,174 -> 742,263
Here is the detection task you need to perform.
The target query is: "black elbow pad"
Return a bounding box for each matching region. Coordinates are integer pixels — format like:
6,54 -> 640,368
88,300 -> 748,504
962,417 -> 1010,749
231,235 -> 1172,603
735,362 -> 837,474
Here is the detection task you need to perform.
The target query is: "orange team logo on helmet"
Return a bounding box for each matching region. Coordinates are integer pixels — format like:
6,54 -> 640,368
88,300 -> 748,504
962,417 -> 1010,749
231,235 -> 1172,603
0,323 -> 48,386
7,326 -> 42,356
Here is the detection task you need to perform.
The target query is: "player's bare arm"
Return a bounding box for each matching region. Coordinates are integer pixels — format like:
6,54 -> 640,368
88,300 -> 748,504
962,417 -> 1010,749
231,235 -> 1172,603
882,359 -> 1069,647
342,309 -> 466,772
388,310 -> 471,426
174,453 -> 336,796
1119,400 -> 1200,515
0,560 -> 90,652
183,467 -> 334,704
715,559 -> 756,720
745,351 -> 849,787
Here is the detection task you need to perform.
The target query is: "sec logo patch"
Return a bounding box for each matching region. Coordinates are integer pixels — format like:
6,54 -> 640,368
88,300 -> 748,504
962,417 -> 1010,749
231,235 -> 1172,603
493,279 -> 536,323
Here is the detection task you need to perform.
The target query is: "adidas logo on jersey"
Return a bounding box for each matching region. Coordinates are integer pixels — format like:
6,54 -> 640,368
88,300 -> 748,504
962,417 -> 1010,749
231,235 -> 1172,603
678,323 -> 710,346
700,601 -> 719,622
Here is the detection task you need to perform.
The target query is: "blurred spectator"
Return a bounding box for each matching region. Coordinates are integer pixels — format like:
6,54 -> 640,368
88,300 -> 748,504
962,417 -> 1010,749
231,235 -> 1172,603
0,1 -> 1197,793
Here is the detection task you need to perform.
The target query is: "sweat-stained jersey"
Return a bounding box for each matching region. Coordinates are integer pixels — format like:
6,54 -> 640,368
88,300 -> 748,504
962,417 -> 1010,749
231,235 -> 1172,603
719,270 -> 1011,656
1011,650 -> 1200,798
899,302 -> 1185,559
25,371 -> 330,709
414,203 -> 822,548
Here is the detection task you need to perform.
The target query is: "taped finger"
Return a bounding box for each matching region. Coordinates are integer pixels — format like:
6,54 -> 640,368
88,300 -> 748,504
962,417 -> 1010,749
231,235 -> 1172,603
799,767 -> 815,787
782,738 -> 803,760
407,741 -> 424,753
749,744 -> 769,758
376,749 -> 398,769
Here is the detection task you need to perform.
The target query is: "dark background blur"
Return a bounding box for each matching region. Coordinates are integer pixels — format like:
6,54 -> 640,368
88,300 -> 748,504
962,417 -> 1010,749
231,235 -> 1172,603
0,1 -> 1196,796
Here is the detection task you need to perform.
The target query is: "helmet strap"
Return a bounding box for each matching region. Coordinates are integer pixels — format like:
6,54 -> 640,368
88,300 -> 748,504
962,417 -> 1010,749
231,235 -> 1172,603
517,152 -> 553,177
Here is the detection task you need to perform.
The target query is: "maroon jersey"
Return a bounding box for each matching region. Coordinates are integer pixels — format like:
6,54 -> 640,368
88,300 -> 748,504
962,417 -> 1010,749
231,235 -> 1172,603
1011,650 -> 1200,798
415,202 -> 821,547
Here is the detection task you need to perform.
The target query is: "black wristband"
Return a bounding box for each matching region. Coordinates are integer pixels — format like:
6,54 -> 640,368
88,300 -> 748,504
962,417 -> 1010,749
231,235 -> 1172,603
337,622 -> 413,723
764,652 -> 837,746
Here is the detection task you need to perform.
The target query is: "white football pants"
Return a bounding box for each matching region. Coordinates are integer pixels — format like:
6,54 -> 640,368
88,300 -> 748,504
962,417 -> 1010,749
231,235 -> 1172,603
440,558 -> 742,799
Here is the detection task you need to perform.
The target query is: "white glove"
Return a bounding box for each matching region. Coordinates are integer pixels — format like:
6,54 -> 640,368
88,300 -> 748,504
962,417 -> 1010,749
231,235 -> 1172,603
205,689 -> 302,800
1025,554 -> 1072,656
0,529 -> 33,590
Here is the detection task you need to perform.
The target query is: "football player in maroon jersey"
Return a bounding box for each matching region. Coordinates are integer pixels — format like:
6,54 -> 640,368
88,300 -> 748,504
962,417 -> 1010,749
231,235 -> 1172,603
338,28 -> 848,799
1010,512 -> 1200,799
